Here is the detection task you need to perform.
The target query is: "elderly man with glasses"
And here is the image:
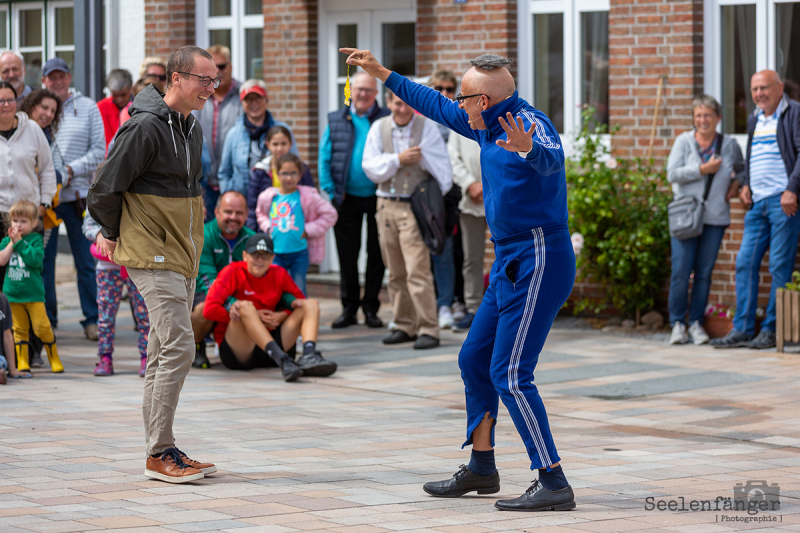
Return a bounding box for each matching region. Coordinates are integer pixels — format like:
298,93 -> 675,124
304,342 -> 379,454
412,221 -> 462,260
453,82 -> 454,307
319,72 -> 390,330
193,45 -> 243,220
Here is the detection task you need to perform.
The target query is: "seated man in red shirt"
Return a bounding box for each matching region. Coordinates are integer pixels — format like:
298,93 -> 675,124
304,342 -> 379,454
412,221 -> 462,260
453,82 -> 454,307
204,233 -> 337,382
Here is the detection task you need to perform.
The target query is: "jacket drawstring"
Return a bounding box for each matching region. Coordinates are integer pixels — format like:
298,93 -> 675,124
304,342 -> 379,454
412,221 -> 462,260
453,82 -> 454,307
168,115 -> 178,157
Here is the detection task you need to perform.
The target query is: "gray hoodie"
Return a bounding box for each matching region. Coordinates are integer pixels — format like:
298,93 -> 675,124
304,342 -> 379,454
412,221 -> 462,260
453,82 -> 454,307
667,131 -> 745,226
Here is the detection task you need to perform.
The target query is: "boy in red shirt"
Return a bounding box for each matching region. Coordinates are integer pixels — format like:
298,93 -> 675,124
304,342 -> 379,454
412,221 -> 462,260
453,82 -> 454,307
204,233 -> 337,381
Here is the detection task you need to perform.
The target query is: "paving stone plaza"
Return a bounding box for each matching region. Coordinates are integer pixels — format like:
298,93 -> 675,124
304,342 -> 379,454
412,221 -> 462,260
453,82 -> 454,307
1,274 -> 799,532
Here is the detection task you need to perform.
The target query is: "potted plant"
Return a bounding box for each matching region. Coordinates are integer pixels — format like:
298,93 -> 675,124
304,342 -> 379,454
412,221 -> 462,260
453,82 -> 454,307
704,303 -> 734,338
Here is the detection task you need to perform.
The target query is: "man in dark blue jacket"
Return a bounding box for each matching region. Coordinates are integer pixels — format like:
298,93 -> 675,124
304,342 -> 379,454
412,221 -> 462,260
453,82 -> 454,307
342,48 -> 576,512
318,72 -> 389,329
712,70 -> 800,350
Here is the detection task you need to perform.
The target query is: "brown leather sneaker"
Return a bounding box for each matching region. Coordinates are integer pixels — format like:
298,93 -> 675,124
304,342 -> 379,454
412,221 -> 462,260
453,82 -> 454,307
145,448 -> 204,483
176,448 -> 217,474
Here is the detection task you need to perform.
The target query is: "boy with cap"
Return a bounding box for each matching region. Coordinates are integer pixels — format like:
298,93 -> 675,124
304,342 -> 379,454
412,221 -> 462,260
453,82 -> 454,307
203,233 -> 337,381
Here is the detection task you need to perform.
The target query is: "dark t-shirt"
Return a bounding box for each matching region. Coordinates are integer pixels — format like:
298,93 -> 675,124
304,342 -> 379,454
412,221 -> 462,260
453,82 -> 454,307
0,293 -> 11,359
0,127 -> 17,140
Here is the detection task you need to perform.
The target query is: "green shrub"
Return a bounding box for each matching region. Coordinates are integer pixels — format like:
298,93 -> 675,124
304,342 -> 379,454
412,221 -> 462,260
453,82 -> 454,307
566,107 -> 672,321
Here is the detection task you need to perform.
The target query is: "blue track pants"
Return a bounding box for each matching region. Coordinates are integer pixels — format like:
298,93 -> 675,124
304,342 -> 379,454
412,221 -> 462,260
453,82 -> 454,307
458,226 -> 575,470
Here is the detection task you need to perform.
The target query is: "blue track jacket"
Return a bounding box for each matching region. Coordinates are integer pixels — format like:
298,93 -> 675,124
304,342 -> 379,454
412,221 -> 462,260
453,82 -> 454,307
384,72 -> 568,240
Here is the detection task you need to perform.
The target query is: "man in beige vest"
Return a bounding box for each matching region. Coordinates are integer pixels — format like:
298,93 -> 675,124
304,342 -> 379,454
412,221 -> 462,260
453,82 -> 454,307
362,90 -> 452,349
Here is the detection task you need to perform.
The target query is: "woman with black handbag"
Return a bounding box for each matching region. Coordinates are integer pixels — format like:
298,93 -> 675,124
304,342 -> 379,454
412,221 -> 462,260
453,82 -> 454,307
666,95 -> 745,345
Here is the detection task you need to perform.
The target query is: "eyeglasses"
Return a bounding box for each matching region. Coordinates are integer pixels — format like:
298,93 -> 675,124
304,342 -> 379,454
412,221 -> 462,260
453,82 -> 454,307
0,99 -> 15,106
435,85 -> 456,94
148,74 -> 167,82
177,72 -> 220,89
216,63 -> 229,71
456,93 -> 489,104
278,171 -> 300,178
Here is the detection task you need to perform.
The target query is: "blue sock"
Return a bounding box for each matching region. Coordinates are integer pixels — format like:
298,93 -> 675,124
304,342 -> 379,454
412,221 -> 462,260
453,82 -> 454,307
467,449 -> 496,476
538,465 -> 568,491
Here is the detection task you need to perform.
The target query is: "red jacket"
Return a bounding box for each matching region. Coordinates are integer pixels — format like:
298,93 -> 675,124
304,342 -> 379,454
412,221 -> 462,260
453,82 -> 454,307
203,261 -> 305,345
97,96 -> 122,149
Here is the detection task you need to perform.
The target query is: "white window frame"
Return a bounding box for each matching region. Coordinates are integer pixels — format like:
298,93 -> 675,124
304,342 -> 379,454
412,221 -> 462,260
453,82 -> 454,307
518,0 -> 610,153
195,0 -> 263,82
48,0 -> 75,61
12,2 -> 45,60
0,5 -> 9,51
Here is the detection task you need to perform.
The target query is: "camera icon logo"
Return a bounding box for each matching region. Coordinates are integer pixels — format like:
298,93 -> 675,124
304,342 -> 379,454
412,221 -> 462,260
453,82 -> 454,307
733,480 -> 780,514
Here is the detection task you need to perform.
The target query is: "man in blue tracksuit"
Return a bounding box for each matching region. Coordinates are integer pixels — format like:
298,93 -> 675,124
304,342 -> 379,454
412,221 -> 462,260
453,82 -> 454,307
342,49 -> 576,512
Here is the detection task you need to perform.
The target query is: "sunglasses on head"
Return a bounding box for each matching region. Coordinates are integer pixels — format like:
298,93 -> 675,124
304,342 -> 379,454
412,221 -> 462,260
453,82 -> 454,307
149,74 -> 167,82
216,63 -> 229,71
434,85 -> 456,94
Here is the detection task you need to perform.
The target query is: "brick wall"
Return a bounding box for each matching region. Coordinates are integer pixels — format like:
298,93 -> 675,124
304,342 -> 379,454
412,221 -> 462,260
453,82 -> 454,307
261,0 -> 320,177
144,0 -> 195,58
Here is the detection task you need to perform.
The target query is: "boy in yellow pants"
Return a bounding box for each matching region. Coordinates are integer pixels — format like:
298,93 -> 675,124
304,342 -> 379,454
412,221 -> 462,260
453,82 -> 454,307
0,200 -> 62,373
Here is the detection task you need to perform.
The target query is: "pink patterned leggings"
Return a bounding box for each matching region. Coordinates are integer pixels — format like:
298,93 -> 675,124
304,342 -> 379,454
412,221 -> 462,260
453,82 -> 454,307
97,269 -> 149,360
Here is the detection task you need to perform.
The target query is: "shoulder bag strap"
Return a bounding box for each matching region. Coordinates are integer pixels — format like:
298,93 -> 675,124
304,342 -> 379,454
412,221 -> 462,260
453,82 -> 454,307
702,133 -> 724,201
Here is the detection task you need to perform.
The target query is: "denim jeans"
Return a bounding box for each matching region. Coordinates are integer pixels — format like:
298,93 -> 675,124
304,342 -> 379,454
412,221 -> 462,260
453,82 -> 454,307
42,227 -> 60,325
668,225 -> 727,325
274,248 -> 310,296
733,194 -> 800,335
55,202 -> 98,327
203,185 -> 219,223
431,235 -> 455,308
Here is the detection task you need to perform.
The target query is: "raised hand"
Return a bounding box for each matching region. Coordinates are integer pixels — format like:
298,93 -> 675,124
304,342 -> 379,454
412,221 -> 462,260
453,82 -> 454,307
339,48 -> 391,82
495,112 -> 534,153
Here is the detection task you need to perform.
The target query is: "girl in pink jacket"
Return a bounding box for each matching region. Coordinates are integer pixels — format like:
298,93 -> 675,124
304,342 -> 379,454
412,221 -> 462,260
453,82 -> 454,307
256,153 -> 338,294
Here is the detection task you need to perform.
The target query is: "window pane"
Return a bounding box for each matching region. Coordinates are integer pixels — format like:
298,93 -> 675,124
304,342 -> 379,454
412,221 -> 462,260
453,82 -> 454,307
245,0 -> 262,15
209,29 -> 232,52
19,9 -> 42,48
0,11 -> 7,48
721,5 -> 756,134
22,51 -> 41,87
337,24 -> 357,78
776,3 -> 800,102
209,0 -> 231,17
245,28 -> 262,79
383,23 -> 415,76
581,11 -> 609,129
55,7 -> 74,46
55,51 -> 75,77
533,13 -> 564,132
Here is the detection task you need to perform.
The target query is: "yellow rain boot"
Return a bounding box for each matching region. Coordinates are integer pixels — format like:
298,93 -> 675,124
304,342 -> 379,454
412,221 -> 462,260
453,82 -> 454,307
16,342 -> 29,372
44,343 -> 64,373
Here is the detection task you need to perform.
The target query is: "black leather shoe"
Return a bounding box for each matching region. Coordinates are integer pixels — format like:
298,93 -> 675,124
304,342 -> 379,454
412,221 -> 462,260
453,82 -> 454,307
296,351 -> 337,377
331,313 -> 357,329
494,480 -> 576,512
423,465 -> 500,498
364,312 -> 384,328
414,334 -> 440,350
383,330 -> 417,344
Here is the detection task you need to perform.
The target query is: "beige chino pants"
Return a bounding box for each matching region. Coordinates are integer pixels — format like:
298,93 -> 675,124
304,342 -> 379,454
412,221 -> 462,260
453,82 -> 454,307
376,198 -> 439,339
459,213 -> 488,313
128,268 -> 195,457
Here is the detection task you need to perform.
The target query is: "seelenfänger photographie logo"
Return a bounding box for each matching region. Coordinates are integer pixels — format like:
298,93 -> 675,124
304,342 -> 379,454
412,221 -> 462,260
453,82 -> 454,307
645,479 -> 780,521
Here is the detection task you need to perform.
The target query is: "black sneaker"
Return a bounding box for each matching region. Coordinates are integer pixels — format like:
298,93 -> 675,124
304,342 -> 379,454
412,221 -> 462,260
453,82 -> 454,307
452,312 -> 475,332
413,334 -> 440,350
745,329 -> 776,349
423,465 -> 500,498
30,353 -> 45,368
709,329 -> 752,349
192,342 -> 210,369
280,358 -> 303,382
494,479 -> 576,512
296,351 -> 337,377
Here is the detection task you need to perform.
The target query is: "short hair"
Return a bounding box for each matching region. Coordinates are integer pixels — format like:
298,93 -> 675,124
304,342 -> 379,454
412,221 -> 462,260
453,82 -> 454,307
275,153 -> 303,173
19,89 -> 62,133
385,88 -> 396,103
207,44 -> 231,61
0,80 -> 17,98
9,199 -> 38,221
167,46 -> 213,88
692,94 -> 722,117
470,54 -> 513,70
106,69 -> 133,92
266,125 -> 292,144
0,50 -> 24,65
428,69 -> 457,87
216,190 -> 246,208
139,57 -> 166,79
131,75 -> 164,97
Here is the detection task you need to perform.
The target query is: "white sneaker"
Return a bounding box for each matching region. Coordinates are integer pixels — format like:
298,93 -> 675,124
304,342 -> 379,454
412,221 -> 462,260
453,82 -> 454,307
452,301 -> 466,322
669,322 -> 689,345
688,321 -> 710,345
438,306 -> 455,329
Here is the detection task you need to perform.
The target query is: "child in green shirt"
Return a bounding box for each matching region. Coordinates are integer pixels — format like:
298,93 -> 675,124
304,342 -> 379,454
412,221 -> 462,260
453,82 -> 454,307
0,200 -> 62,373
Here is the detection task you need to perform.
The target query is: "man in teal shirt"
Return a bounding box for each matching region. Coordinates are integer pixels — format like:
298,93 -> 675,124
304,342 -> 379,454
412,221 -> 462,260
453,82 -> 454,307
318,72 -> 389,329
